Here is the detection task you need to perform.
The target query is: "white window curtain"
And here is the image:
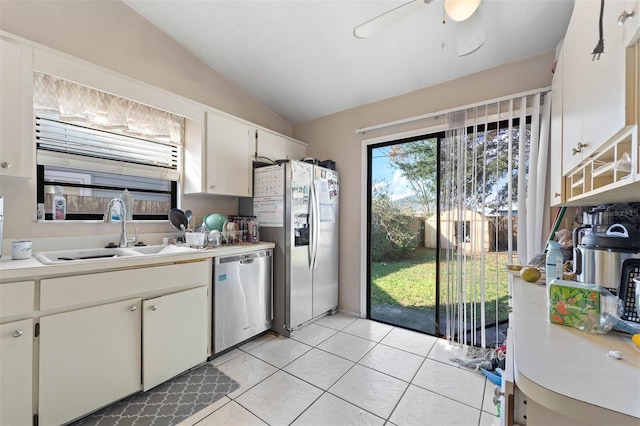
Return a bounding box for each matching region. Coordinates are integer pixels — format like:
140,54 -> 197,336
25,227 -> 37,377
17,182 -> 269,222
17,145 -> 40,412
440,92 -> 550,347
33,72 -> 183,146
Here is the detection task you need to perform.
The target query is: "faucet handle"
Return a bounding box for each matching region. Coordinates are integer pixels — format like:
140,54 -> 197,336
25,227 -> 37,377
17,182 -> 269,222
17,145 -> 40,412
127,227 -> 139,245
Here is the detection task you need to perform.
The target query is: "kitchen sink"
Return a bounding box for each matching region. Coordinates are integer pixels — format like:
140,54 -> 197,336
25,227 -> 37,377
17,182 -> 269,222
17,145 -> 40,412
35,247 -> 142,264
34,245 -> 198,265
128,244 -> 197,255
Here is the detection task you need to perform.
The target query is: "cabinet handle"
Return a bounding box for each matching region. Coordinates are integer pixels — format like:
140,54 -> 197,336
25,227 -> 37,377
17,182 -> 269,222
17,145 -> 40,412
572,142 -> 586,155
618,10 -> 635,25
554,192 -> 561,198
508,307 -> 513,313
0,162 -> 10,169
151,305 -> 158,311
12,330 -> 23,338
129,306 -> 138,312
493,386 -> 504,406
209,185 -> 216,191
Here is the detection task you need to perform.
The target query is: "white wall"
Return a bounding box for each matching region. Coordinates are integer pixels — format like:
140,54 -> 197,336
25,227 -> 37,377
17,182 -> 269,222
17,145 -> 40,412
293,50 -> 556,315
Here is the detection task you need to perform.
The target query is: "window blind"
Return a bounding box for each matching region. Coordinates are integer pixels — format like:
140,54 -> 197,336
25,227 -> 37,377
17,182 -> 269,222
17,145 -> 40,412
36,116 -> 180,181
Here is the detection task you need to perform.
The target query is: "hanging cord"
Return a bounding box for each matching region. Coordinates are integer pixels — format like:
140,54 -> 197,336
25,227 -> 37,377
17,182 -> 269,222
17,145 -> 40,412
592,0 -> 605,60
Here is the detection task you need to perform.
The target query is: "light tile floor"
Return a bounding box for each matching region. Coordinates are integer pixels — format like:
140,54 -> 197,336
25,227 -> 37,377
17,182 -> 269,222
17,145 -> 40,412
179,315 -> 501,426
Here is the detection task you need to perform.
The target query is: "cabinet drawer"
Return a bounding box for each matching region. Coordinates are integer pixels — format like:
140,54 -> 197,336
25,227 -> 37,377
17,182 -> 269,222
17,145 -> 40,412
0,281 -> 35,319
41,261 -> 210,311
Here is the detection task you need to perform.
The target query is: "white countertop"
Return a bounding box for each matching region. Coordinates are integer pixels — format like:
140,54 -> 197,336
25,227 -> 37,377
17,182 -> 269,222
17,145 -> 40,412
511,278 -> 640,424
0,242 -> 275,282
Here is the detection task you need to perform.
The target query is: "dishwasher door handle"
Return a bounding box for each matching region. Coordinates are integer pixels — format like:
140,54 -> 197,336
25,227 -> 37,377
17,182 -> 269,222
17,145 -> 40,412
240,259 -> 254,264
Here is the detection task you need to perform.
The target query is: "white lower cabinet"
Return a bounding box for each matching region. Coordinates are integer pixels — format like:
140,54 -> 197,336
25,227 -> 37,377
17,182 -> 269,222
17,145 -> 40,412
0,319 -> 33,426
38,298 -> 142,426
142,286 -> 209,391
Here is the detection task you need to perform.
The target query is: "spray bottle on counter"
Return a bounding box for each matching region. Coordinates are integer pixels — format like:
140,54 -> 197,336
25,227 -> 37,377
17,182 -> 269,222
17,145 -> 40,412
53,186 -> 66,220
248,216 -> 259,243
546,240 -> 564,286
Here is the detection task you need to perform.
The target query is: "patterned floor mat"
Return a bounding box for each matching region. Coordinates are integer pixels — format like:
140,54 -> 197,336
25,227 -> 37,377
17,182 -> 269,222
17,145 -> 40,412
72,363 -> 239,426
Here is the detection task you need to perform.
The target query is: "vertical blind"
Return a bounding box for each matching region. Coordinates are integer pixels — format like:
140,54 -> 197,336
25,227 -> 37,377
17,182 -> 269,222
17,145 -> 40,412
440,93 -> 550,348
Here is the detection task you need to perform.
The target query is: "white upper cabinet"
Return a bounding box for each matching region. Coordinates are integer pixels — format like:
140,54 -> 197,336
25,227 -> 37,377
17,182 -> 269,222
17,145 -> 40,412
184,111 -> 253,197
256,129 -> 286,161
0,38 -> 34,180
286,139 -> 308,161
621,0 -> 640,45
255,129 -> 308,162
562,0 -> 631,175
550,48 -> 564,207
206,112 -> 253,197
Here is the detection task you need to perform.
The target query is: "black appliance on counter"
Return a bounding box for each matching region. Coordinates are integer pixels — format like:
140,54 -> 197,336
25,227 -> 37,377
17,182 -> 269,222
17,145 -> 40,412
573,204 -> 640,293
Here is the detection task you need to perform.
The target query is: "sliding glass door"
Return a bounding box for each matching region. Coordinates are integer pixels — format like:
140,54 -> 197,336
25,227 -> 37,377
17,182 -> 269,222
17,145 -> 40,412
366,104 -> 533,347
367,135 -> 441,336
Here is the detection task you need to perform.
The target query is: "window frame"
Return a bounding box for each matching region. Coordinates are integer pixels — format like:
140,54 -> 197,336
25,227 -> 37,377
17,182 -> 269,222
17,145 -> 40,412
36,165 -> 177,221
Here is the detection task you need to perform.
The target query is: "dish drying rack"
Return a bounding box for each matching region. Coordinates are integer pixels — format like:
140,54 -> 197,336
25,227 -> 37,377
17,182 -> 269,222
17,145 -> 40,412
219,230 -> 246,246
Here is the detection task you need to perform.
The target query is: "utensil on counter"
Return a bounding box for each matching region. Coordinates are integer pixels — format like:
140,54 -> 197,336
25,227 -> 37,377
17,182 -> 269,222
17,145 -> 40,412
168,208 -> 188,231
184,209 -> 193,229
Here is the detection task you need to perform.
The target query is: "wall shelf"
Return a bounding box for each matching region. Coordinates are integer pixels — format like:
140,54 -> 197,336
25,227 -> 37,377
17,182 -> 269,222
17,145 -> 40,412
564,125 -> 639,205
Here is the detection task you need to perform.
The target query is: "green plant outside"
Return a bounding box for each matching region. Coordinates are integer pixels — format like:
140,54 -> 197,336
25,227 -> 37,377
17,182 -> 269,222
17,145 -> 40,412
371,248 -> 512,323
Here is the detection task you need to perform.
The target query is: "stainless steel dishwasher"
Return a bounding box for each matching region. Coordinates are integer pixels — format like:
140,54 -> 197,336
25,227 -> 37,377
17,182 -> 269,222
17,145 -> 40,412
213,249 -> 272,354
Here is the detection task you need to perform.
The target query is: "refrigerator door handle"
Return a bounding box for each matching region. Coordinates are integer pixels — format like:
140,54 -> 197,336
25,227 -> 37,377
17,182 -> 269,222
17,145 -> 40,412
310,180 -> 320,270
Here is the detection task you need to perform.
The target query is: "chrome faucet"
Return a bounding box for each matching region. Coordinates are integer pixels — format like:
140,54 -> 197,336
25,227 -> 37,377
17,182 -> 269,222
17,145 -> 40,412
103,198 -> 138,247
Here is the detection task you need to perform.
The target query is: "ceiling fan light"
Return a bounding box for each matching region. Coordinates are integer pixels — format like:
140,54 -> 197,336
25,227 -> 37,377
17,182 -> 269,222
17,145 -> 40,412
445,0 -> 481,22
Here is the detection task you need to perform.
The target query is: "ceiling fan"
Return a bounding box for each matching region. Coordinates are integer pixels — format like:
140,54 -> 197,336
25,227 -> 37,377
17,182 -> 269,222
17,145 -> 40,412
353,0 -> 485,57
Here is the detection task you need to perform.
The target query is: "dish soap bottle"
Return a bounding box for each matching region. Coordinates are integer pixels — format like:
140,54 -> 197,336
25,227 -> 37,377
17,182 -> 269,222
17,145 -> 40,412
546,241 -> 563,286
53,186 -> 66,220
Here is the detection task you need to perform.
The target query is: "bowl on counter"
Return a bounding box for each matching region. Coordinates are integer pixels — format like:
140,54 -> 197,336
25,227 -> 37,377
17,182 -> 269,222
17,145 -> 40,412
203,213 -> 227,232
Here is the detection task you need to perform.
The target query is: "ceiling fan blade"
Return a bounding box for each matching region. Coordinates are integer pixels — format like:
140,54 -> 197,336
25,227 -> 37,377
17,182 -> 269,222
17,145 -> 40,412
456,6 -> 485,56
353,0 -> 433,39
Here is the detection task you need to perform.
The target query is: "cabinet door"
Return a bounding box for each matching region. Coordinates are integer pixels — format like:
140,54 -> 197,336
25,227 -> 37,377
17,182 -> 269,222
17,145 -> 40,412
256,129 -> 287,161
562,0 -> 628,175
206,112 -> 252,197
498,331 -> 516,426
286,139 -> 308,161
621,0 -> 640,45
39,298 -> 141,426
0,319 -> 33,426
550,49 -> 564,207
142,286 -> 208,391
0,38 -> 34,180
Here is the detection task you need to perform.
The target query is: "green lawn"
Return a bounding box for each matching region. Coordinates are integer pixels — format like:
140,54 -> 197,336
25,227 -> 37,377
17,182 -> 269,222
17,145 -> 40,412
371,248 -> 512,323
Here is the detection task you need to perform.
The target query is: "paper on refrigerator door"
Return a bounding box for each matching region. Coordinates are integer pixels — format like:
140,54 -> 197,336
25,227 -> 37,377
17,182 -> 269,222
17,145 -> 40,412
319,203 -> 335,222
254,166 -> 284,197
254,196 -> 284,227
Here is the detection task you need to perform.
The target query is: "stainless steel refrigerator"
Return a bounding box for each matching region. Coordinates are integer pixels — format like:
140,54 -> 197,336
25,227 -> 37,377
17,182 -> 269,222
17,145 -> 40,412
252,160 -> 339,336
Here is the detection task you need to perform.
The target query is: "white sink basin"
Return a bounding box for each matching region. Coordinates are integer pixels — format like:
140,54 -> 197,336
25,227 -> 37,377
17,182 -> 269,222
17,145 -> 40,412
129,245 -> 198,255
35,247 -> 142,264
35,245 -> 198,265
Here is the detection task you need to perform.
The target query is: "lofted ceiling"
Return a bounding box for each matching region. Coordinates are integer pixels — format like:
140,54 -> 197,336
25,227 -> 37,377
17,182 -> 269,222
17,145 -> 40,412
123,0 -> 574,124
